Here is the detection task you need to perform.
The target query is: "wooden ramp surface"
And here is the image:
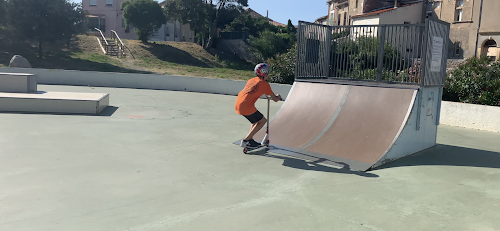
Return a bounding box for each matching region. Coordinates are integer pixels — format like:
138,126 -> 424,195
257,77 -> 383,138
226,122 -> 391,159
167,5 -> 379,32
240,81 -> 418,171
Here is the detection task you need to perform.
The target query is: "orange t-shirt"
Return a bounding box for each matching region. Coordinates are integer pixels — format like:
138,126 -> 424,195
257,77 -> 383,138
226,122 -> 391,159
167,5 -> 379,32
235,77 -> 274,115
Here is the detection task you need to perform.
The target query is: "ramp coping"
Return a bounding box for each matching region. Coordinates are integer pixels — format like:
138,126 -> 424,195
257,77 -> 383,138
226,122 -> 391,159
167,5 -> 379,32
296,79 -> 421,90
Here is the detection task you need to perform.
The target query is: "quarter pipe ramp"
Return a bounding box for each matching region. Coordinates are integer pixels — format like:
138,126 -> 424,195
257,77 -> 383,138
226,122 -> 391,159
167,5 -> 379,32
236,80 -> 442,171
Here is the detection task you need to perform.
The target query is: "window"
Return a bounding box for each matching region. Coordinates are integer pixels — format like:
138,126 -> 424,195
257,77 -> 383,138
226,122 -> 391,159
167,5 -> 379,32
457,0 -> 464,7
356,0 -> 359,8
456,9 -> 463,21
337,14 -> 341,25
454,42 -> 461,56
122,18 -> 125,28
106,0 -> 113,6
90,0 -> 96,6
190,31 -> 192,39
404,21 -> 410,29
343,12 -> 347,25
99,18 -> 106,32
166,27 -> 170,36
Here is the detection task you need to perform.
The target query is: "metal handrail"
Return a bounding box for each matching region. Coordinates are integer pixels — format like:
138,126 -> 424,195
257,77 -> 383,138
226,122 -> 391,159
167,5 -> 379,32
111,30 -> 135,59
111,30 -> 125,56
95,28 -> 108,46
94,28 -> 109,54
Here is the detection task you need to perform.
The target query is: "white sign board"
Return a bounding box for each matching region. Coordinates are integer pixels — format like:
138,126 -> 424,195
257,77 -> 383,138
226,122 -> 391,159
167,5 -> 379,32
430,36 -> 444,72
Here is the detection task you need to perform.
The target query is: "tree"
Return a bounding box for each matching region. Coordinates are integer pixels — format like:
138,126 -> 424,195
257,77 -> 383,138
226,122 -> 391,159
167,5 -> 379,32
163,0 -> 209,47
216,4 -> 242,29
224,13 -> 277,37
6,0 -> 86,59
286,19 -> 296,34
163,0 -> 246,49
0,0 -> 5,26
121,0 -> 166,43
206,0 -> 248,49
248,30 -> 288,61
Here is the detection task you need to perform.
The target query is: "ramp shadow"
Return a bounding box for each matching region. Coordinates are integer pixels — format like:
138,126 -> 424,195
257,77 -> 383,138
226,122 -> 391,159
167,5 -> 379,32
249,149 -> 379,178
373,144 -> 500,170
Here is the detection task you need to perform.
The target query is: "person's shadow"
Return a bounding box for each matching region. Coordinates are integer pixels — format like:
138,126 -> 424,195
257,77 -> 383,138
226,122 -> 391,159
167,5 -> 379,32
248,149 -> 379,178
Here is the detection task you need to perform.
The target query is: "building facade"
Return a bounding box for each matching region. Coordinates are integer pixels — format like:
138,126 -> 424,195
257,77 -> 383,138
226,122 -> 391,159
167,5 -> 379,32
82,0 -> 194,42
322,0 -> 500,61
431,0 -> 499,61
326,0 -> 425,26
326,0 -> 350,26
314,15 -> 328,25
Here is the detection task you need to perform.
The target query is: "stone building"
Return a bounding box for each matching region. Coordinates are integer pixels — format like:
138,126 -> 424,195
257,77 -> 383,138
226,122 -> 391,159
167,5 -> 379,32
320,0 -> 500,61
82,0 -> 195,42
325,0 -> 426,26
431,0 -> 499,61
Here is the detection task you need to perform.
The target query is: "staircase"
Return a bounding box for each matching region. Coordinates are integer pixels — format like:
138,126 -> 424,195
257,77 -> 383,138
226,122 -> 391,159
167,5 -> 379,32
94,28 -> 134,59
106,40 -> 119,56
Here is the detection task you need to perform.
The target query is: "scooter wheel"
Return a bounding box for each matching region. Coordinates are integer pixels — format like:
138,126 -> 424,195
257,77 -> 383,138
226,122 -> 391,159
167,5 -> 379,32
243,147 -> 248,154
265,140 -> 270,146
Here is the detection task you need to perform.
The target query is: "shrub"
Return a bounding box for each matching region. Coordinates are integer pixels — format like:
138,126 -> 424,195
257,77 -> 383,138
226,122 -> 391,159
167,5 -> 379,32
396,59 -> 422,83
266,43 -> 296,84
330,36 -> 405,79
444,56 -> 500,106
248,30 -> 290,62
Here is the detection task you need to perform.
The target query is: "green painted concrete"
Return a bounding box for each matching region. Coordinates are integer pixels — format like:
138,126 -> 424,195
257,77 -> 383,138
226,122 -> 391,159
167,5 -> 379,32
1,85 -> 499,231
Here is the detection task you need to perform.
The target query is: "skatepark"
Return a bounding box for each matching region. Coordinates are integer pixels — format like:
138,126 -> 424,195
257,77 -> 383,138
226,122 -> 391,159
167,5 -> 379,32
1,19 -> 500,230
1,84 -> 500,231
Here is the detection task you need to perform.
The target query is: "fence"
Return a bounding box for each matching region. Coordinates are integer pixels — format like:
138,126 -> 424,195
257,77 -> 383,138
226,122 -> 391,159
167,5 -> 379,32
295,19 -> 450,87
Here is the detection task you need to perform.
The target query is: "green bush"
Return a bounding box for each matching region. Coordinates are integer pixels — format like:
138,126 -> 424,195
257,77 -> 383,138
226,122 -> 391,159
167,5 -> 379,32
0,0 -> 5,26
248,30 -> 289,62
338,67 -> 394,81
330,36 -> 405,80
444,56 -> 500,106
266,43 -> 296,84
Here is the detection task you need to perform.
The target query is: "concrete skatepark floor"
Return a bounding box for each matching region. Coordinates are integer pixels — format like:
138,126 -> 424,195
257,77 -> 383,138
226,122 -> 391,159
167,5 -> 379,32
1,85 -> 500,231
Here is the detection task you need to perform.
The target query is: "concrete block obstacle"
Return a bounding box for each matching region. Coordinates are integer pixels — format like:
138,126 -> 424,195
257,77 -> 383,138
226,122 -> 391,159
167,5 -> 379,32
0,92 -> 109,114
0,72 -> 109,114
0,73 -> 37,93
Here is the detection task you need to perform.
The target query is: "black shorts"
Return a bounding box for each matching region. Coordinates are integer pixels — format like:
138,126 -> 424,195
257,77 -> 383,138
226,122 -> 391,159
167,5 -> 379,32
243,110 -> 264,124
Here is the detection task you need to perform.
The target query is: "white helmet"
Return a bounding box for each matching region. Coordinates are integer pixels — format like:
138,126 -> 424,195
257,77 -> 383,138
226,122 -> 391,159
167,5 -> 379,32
254,63 -> 270,77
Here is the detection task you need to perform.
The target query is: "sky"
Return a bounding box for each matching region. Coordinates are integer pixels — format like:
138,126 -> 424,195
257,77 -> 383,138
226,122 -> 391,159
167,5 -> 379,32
70,0 -> 329,25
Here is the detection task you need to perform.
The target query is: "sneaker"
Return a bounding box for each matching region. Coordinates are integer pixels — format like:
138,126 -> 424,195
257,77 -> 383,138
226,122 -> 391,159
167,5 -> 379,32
240,139 -> 260,148
240,139 -> 249,147
248,139 -> 261,147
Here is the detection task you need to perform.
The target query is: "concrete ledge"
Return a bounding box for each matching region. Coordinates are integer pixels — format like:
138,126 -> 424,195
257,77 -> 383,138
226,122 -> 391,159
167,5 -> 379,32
0,91 -> 109,114
440,101 -> 500,133
0,72 -> 37,93
0,67 -> 293,100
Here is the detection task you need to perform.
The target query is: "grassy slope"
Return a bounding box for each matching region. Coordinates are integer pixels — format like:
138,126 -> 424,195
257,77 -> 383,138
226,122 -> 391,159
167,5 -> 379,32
0,31 -> 255,81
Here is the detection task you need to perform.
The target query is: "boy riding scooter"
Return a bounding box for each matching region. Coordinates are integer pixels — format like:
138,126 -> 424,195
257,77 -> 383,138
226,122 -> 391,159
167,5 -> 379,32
234,63 -> 281,149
